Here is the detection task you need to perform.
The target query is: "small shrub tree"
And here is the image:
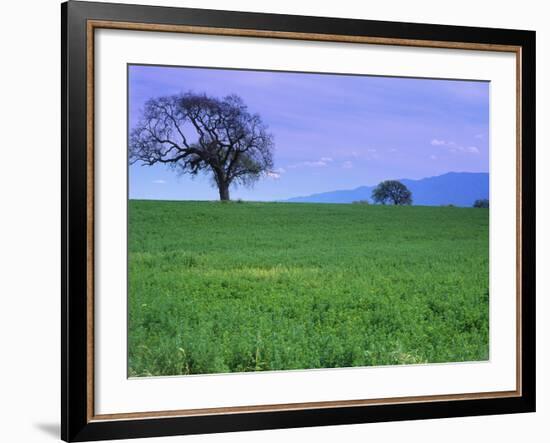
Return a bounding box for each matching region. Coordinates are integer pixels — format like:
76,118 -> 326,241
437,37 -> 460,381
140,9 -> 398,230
372,180 -> 412,205
473,199 -> 489,208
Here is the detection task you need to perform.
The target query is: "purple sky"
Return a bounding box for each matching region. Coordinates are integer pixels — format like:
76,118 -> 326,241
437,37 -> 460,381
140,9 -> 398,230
128,64 -> 489,201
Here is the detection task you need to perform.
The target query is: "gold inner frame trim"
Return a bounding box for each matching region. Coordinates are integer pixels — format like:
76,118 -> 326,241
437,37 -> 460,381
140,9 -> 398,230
86,19 -> 523,423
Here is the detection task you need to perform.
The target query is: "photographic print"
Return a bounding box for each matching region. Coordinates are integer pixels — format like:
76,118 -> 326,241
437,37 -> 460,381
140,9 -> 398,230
127,64 -> 490,377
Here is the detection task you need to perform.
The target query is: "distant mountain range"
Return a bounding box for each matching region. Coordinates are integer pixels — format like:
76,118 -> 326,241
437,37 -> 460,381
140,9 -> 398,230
285,172 -> 489,207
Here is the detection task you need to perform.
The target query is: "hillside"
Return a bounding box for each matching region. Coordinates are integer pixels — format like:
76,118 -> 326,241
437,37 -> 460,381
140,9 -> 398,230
286,172 -> 489,207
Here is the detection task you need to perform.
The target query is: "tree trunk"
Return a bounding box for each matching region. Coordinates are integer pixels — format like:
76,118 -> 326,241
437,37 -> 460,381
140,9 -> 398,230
218,182 -> 230,201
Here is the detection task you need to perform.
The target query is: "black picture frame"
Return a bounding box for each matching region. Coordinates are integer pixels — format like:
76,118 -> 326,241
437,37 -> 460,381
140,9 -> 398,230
62,1 -> 536,441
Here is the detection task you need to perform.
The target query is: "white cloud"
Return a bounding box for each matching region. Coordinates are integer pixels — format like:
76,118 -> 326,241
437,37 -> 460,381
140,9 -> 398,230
342,161 -> 353,169
266,167 -> 286,179
430,139 -> 479,155
430,155 -> 437,160
367,148 -> 377,153
289,157 -> 333,168
152,179 -> 167,184
304,160 -> 328,167
475,133 -> 485,139
388,148 -> 398,153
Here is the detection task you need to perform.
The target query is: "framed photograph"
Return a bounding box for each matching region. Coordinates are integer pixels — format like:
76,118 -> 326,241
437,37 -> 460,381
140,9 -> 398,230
62,1 -> 535,441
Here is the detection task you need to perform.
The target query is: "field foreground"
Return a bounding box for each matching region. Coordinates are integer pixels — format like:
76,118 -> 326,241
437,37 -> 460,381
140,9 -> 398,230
128,200 -> 489,376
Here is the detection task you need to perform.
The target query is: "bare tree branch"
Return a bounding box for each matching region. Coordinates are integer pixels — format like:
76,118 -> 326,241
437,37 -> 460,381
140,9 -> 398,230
130,92 -> 274,201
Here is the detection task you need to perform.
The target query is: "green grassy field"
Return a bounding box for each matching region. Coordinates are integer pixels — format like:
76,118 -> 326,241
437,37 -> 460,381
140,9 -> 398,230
128,200 -> 489,377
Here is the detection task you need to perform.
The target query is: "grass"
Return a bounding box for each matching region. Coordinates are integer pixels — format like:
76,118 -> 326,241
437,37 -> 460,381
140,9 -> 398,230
128,200 -> 489,377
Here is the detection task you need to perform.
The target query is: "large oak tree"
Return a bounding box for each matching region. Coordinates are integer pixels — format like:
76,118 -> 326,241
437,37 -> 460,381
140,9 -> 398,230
130,92 -> 274,201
